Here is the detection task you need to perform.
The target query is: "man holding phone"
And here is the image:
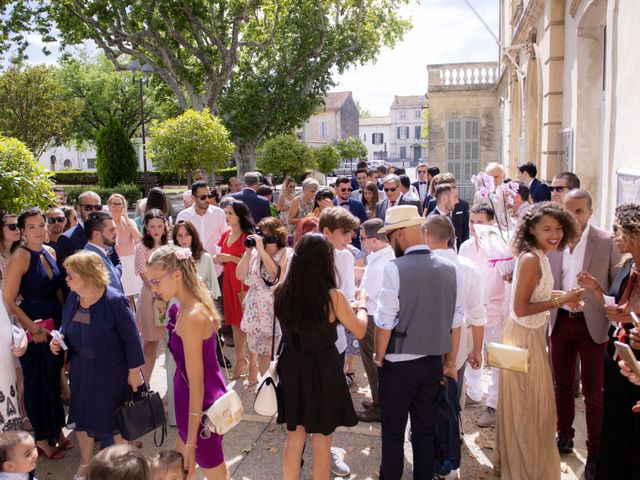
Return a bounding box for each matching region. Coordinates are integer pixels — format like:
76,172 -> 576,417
549,189 -> 620,479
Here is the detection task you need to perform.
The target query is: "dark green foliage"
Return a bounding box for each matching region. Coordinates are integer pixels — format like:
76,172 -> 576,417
95,117 -> 138,187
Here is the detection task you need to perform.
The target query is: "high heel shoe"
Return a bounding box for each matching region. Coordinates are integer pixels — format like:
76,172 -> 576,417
36,444 -> 65,460
59,437 -> 74,451
230,357 -> 248,380
73,463 -> 89,480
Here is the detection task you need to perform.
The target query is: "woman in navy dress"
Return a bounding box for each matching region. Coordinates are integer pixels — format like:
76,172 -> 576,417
51,251 -> 145,480
2,208 -> 68,459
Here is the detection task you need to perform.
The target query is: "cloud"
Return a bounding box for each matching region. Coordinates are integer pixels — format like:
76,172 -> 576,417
333,0 -> 499,115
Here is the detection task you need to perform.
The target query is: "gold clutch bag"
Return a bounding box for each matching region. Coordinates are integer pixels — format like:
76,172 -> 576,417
486,342 -> 530,373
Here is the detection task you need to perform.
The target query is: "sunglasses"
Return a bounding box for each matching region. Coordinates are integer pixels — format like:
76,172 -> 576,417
149,270 -> 174,287
3,223 -> 18,231
339,187 -> 353,193
549,186 -> 569,192
47,217 -> 66,224
197,194 -> 216,201
79,204 -> 103,212
384,187 -> 397,193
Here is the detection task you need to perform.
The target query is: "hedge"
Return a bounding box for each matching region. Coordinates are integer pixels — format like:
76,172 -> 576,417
64,183 -> 143,208
52,169 -> 237,185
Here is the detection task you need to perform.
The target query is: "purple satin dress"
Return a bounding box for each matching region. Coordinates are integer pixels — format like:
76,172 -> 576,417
167,304 -> 227,469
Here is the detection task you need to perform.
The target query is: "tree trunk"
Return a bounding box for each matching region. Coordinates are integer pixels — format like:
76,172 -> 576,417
234,139 -> 259,177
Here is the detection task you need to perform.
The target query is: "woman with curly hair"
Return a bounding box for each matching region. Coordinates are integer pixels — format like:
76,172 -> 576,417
494,202 -> 583,480
577,203 -> 640,479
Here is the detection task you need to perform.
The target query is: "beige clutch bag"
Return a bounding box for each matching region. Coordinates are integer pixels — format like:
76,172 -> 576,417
486,342 -> 530,373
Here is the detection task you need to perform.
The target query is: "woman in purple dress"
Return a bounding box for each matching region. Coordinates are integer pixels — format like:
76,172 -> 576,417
145,245 -> 228,479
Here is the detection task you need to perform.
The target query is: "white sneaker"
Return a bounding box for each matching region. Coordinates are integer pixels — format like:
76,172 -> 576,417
330,449 -> 350,477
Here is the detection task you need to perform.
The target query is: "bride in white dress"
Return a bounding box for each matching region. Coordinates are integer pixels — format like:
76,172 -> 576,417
0,290 -> 28,432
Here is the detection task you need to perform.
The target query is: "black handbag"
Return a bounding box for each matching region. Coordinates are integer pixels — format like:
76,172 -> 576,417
115,380 -> 167,447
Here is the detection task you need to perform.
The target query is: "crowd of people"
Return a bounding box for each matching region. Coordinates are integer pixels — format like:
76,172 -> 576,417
0,161 -> 638,480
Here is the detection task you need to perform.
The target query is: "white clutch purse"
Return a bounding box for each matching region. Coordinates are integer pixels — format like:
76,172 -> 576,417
203,383 -> 244,435
486,342 -> 530,373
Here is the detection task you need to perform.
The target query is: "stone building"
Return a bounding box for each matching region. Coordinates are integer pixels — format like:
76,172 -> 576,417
297,91 -> 360,148
388,95 -> 428,165
427,62 -> 501,201
498,0 -> 640,224
359,116 -> 391,162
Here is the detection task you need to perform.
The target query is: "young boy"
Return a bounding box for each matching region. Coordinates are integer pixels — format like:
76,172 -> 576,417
0,431 -> 37,480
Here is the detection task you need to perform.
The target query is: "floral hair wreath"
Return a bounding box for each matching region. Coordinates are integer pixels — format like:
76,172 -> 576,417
174,247 -> 193,261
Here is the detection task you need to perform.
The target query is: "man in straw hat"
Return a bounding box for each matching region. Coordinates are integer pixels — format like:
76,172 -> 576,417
374,205 -> 461,479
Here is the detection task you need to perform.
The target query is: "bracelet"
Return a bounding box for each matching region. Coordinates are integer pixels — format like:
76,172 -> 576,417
356,306 -> 368,314
553,297 -> 561,309
185,443 -> 197,448
188,412 -> 201,417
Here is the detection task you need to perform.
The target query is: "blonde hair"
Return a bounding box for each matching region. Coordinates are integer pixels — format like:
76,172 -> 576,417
147,245 -> 221,329
63,251 -> 110,290
108,193 -> 128,209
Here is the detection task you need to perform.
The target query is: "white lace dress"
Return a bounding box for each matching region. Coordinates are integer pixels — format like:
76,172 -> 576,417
494,249 -> 561,479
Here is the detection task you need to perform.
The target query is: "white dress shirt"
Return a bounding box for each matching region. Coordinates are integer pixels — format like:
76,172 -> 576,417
333,248 -> 355,353
176,205 -> 229,276
561,224 -> 590,310
361,245 -> 395,312
375,245 -> 464,362
433,248 -> 486,370
417,181 -> 429,203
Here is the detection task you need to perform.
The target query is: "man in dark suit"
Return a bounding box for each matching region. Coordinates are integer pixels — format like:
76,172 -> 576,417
230,172 -> 271,224
517,161 -> 551,203
375,174 -> 420,221
334,176 -> 367,250
84,211 -> 124,294
56,191 -> 121,297
427,184 -> 470,250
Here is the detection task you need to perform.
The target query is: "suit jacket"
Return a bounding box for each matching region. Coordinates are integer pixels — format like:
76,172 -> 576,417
85,243 -> 124,294
529,178 -> 551,203
230,188 -> 271,224
412,180 -> 430,215
334,197 -> 368,250
549,225 -> 621,343
375,194 -> 421,221
426,200 -> 470,250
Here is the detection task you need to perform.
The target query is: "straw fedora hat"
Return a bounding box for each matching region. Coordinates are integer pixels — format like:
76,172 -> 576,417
378,205 -> 426,233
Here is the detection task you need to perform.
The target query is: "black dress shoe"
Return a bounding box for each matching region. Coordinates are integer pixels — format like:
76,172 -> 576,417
556,437 -> 574,454
584,452 -> 597,480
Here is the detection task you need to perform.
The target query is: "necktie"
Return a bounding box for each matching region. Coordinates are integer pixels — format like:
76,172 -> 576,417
390,201 -> 396,207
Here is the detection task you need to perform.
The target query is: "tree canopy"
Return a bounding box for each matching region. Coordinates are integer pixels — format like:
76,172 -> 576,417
0,64 -> 81,158
312,145 -> 340,174
0,135 -> 55,212
257,134 -> 314,178
147,109 -> 234,184
336,137 -> 368,162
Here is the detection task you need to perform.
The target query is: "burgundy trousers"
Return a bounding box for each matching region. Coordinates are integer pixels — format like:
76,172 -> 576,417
549,309 -> 607,453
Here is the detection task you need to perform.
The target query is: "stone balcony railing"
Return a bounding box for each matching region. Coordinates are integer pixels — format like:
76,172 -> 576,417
428,62 -> 499,93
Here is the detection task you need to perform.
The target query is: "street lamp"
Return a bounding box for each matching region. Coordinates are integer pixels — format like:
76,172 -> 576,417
127,59 -> 154,194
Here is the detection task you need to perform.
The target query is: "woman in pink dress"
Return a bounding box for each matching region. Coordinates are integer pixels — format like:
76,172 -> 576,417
108,194 -> 142,310
215,200 -> 254,380
134,209 -> 169,382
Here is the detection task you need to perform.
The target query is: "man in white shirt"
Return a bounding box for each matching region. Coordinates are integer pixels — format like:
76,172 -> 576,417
176,181 -> 228,276
354,219 -> 395,423
423,215 -> 485,401
458,204 -> 506,427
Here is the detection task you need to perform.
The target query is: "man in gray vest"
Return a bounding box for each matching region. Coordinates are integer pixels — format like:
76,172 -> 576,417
375,205 -> 461,479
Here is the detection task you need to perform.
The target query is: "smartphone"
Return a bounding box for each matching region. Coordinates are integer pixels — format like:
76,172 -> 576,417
631,311 -> 640,329
614,341 -> 640,377
51,330 -> 68,351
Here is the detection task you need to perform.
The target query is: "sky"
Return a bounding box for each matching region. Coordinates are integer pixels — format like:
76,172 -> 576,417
17,0 -> 499,117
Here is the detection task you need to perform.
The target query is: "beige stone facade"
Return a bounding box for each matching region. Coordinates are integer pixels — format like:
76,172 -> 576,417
427,62 -> 501,201
297,91 -> 360,148
498,0 -> 640,224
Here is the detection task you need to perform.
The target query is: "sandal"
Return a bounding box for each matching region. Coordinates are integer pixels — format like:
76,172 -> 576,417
231,357 -> 248,380
345,371 -> 356,388
36,444 -> 65,460
73,464 -> 89,480
59,438 -> 74,450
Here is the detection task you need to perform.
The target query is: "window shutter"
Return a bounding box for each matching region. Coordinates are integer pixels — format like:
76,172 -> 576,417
380,133 -> 384,143
397,127 -> 401,139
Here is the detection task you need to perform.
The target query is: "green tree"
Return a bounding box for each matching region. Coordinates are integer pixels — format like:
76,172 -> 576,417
257,134 -> 314,178
356,101 -> 372,118
58,54 -> 171,145
95,117 -> 139,187
312,145 -> 340,175
0,2 -> 53,64
0,65 -> 80,157
336,137 -> 368,165
147,109 -> 234,185
0,135 -> 55,212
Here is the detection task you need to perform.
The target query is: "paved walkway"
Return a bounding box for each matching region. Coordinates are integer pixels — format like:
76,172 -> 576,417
35,347 -> 587,479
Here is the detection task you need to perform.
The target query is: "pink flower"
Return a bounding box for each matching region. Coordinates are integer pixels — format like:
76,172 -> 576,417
175,247 -> 193,260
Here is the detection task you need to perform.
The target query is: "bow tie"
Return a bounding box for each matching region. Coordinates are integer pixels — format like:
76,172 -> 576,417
340,202 -> 349,206
419,181 -> 427,185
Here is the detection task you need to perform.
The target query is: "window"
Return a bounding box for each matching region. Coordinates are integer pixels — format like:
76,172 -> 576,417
86,158 -> 96,169
415,110 -> 422,118
372,133 -> 384,145
397,127 -> 409,140
50,155 -> 56,170
400,147 -> 407,159
319,121 -> 328,138
446,117 -> 480,201
373,151 -> 387,160
415,126 -> 422,139
399,111 -> 406,119
363,133 -> 367,142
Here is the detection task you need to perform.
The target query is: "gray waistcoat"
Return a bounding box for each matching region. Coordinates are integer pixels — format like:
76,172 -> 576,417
386,249 -> 457,356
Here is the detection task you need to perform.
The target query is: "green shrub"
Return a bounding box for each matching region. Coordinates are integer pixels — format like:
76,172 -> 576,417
213,167 -> 238,183
52,170 -> 99,185
95,117 -> 138,187
65,183 -> 142,208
